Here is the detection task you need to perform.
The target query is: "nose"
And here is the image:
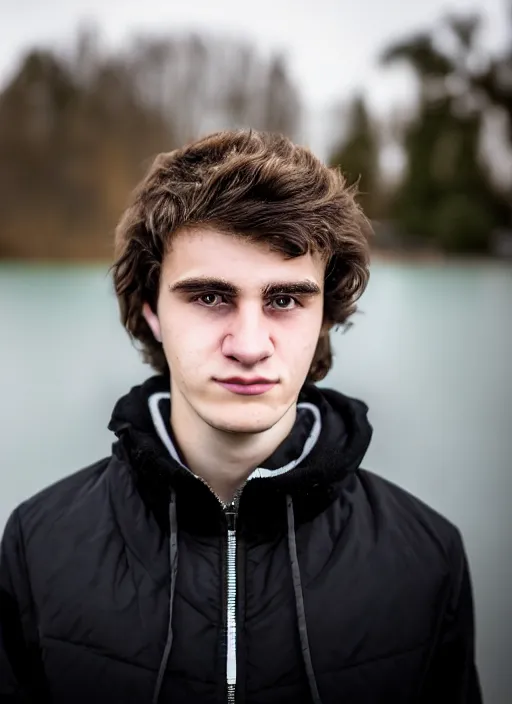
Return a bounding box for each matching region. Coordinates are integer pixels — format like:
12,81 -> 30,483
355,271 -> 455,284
221,302 -> 274,367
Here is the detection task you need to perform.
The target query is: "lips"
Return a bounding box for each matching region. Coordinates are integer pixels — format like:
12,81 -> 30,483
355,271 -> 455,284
214,378 -> 278,396
219,377 -> 276,385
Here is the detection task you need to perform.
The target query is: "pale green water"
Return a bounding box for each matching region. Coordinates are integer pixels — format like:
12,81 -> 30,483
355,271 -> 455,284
0,261 -> 511,702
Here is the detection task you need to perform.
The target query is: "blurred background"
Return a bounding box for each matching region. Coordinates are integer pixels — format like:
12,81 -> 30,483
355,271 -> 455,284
0,0 -> 511,701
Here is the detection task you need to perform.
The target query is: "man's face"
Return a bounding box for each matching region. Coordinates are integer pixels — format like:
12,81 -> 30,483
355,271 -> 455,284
143,227 -> 326,435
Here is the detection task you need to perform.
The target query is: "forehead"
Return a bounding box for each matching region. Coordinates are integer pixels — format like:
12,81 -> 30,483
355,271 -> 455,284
162,227 -> 325,285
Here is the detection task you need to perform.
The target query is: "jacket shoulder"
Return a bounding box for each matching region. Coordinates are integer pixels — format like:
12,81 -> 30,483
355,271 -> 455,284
8,456 -> 112,539
356,468 -> 464,559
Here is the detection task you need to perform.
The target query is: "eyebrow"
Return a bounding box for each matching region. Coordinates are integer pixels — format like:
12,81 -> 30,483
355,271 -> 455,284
168,277 -> 322,297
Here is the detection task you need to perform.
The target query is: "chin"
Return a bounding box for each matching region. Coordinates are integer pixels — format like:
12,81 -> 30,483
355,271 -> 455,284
204,408 -> 281,435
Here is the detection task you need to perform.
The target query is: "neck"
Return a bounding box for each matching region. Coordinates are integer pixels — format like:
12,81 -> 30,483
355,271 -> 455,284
169,389 -> 297,505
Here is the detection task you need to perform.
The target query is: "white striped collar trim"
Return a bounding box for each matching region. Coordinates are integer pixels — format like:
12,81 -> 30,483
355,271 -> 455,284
147,391 -> 322,481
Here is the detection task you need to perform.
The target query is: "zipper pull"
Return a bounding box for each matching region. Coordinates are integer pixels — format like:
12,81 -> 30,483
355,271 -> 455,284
225,504 -> 237,531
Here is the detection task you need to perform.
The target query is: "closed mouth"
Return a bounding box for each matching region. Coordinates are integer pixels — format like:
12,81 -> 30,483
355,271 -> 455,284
217,378 -> 277,385
214,378 -> 278,395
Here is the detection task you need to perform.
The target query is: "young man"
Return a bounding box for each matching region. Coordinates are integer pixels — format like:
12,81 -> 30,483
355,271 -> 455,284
0,130 -> 481,704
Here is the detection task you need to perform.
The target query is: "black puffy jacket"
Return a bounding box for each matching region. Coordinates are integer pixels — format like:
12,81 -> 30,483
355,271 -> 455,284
0,375 -> 482,704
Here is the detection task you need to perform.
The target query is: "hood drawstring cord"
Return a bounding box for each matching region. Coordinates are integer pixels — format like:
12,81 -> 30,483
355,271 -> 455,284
286,495 -> 323,704
152,490 -> 179,704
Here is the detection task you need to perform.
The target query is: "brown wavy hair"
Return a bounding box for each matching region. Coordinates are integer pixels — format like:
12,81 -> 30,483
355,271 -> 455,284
112,129 -> 372,382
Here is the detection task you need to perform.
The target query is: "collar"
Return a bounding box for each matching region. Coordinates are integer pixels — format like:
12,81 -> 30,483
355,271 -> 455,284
147,391 -> 322,480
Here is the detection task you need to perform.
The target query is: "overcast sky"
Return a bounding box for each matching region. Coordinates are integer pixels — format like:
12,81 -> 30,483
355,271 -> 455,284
0,0 -> 509,156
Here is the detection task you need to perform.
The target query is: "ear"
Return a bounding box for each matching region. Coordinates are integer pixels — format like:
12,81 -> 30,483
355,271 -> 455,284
142,302 -> 162,343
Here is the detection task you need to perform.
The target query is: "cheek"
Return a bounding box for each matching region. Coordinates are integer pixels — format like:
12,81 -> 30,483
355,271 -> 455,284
279,317 -> 322,368
290,339 -> 319,371
161,317 -> 217,369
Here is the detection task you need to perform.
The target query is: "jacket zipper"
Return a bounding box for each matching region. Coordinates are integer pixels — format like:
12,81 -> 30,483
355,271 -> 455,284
196,478 -> 242,704
225,503 -> 238,704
